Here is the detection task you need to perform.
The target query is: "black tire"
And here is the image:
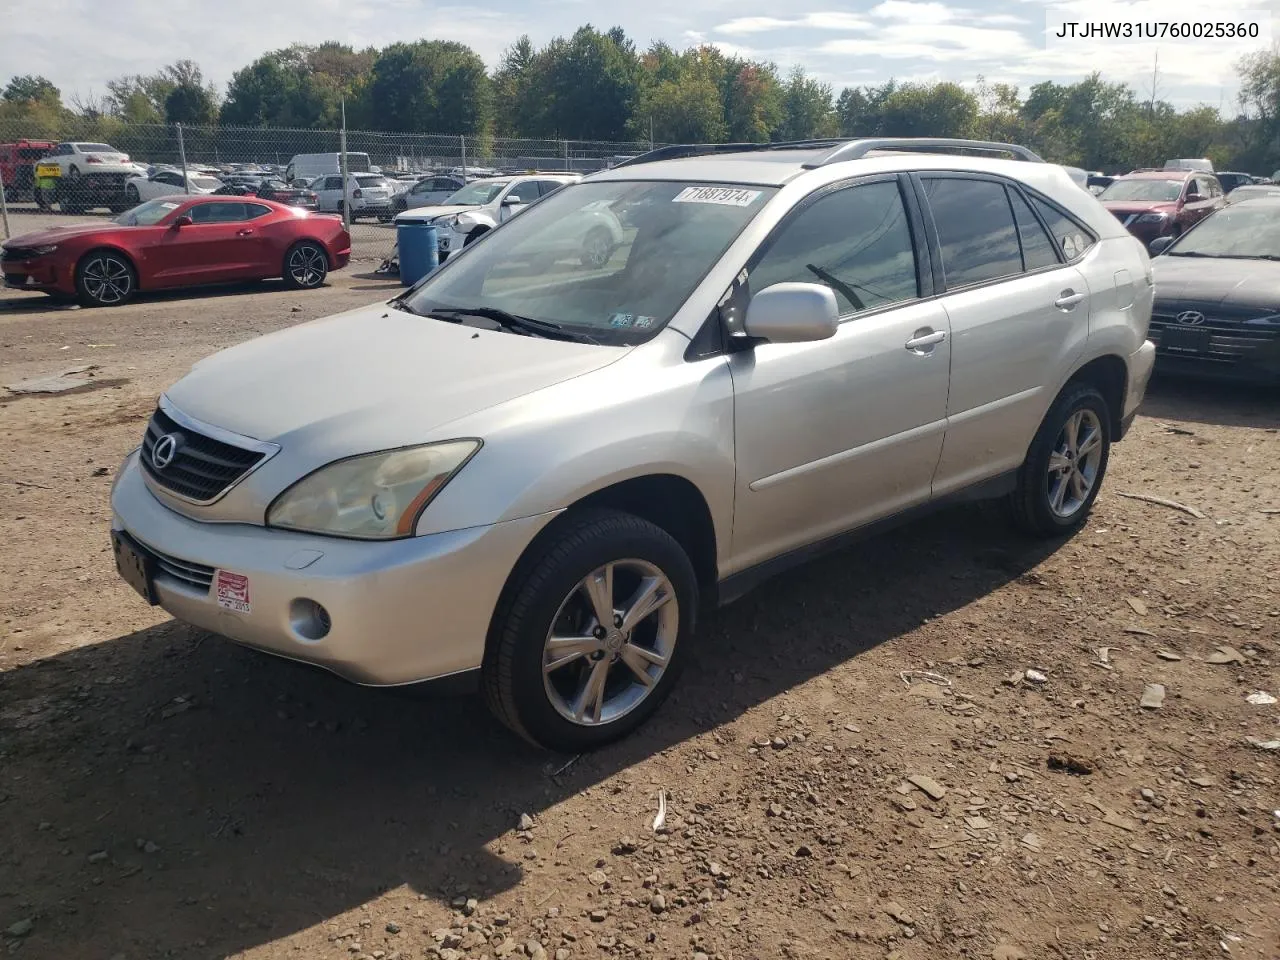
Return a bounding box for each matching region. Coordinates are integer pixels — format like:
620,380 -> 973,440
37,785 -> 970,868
59,182 -> 83,215
482,508 -> 698,752
75,249 -> 137,307
580,226 -> 613,267
282,241 -> 329,290
1008,382 -> 1112,537
463,226 -> 488,247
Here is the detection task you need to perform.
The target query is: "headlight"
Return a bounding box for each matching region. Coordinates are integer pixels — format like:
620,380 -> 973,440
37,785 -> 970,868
266,440 -> 480,539
1135,213 -> 1168,223
31,244 -> 57,256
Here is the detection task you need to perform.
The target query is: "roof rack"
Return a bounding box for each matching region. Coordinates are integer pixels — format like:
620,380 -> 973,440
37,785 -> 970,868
611,139 -> 844,168
803,138 -> 1044,167
609,137 -> 1044,170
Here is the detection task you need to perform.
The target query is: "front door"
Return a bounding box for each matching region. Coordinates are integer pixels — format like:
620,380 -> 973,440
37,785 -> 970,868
727,176 -> 951,573
149,201 -> 256,286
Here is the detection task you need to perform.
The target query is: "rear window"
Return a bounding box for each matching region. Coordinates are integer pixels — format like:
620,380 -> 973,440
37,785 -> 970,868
356,175 -> 383,187
77,143 -> 116,153
18,148 -> 45,160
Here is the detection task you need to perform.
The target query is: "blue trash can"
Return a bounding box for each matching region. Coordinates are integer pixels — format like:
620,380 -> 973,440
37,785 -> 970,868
397,221 -> 439,287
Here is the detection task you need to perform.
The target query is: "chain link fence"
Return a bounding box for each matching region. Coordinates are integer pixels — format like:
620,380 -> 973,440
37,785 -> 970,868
0,119 -> 659,260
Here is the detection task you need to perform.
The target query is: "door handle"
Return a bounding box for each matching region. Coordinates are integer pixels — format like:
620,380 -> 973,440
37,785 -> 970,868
905,329 -> 947,352
1054,290 -> 1086,310
236,229 -> 254,236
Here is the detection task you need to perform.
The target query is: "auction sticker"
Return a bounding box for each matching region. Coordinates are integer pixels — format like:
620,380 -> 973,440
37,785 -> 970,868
215,570 -> 251,613
672,186 -> 762,207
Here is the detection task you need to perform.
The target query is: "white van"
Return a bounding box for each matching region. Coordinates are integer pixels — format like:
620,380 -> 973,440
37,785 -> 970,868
285,152 -> 372,183
1164,158 -> 1214,173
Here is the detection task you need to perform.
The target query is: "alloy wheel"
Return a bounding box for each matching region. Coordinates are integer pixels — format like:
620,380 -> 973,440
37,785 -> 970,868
81,255 -> 132,305
288,245 -> 326,287
1047,408 -> 1103,518
541,559 -> 678,726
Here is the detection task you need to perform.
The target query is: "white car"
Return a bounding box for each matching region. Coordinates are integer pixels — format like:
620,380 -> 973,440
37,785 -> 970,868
125,169 -> 224,204
39,142 -> 139,213
394,174 -> 584,259
310,173 -> 395,220
388,174 -> 470,217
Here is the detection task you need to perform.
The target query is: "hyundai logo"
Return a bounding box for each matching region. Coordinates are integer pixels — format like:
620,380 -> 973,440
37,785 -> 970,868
1175,310 -> 1206,326
151,433 -> 181,470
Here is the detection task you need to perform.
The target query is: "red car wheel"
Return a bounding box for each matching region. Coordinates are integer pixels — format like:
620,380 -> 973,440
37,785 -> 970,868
283,241 -> 328,290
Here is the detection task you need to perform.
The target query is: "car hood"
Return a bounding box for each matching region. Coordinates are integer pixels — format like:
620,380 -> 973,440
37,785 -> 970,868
1101,200 -> 1176,215
1152,256 -> 1280,314
2,221 -> 118,247
395,204 -> 479,222
165,304 -> 628,461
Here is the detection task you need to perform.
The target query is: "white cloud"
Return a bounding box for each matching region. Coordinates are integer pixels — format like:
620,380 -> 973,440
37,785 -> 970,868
870,1 -> 958,24
715,12 -> 872,35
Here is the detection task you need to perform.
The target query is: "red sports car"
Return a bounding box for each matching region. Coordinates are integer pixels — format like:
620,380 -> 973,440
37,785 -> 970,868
1,195 -> 351,307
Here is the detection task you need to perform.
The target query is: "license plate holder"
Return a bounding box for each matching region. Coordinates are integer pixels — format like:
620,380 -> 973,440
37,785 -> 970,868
1161,326 -> 1211,354
112,530 -> 158,605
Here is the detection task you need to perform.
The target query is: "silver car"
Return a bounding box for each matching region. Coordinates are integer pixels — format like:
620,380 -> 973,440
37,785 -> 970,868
110,138 -> 1156,751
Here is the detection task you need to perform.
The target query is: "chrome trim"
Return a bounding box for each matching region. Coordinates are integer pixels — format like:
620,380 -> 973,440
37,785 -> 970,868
141,395 -> 281,507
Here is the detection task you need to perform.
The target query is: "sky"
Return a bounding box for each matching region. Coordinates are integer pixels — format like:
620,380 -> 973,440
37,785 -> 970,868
3,0 -> 1275,113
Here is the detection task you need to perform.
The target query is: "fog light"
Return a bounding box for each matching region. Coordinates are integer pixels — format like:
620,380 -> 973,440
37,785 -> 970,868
289,598 -> 331,641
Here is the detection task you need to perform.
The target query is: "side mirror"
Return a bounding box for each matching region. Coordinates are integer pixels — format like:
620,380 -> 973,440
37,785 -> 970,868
1184,191 -> 1202,202
743,282 -> 840,344
172,215 -> 192,228
501,195 -> 523,206
1148,236 -> 1175,256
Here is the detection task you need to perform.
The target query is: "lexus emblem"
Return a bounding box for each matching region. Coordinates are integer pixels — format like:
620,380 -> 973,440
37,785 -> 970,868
151,433 -> 181,470
1175,310 -> 1206,326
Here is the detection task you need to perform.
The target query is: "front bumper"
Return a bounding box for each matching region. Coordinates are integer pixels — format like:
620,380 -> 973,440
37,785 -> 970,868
110,451 -> 556,685
2,256 -> 70,295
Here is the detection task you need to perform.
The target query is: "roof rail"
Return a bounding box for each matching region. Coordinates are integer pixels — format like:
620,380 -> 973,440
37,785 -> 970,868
611,139 -> 844,168
804,138 -> 1044,168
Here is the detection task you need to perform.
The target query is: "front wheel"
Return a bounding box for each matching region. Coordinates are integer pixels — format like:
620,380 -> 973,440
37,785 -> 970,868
1009,383 -> 1111,537
282,241 -> 329,289
580,226 -> 613,267
76,250 -> 136,307
483,510 -> 698,751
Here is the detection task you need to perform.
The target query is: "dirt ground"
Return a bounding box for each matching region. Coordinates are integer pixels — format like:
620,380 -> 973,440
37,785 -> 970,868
1,257 -> 1278,960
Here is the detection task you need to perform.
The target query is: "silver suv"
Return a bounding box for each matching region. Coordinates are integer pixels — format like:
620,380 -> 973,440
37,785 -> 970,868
110,138 -> 1156,751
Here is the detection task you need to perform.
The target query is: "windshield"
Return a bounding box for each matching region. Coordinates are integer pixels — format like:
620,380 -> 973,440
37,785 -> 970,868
1100,179 -> 1183,202
404,180 -> 776,345
1166,203 -> 1280,258
114,199 -> 181,226
445,182 -> 506,206
78,143 -> 116,153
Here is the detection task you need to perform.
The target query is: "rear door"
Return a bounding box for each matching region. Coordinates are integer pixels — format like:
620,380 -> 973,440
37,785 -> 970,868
314,176 -> 342,211
918,174 -> 1094,496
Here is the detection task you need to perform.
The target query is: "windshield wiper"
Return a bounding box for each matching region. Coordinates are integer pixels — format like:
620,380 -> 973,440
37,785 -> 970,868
428,306 -> 599,344
388,297 -> 420,315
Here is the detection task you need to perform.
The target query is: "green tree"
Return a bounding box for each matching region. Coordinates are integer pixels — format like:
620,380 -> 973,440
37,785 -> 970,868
722,60 -> 784,141
877,82 -> 977,138
220,48 -> 330,127
529,26 -> 639,139
364,41 -> 491,134
3,74 -> 61,105
493,36 -> 540,135
776,68 -> 836,140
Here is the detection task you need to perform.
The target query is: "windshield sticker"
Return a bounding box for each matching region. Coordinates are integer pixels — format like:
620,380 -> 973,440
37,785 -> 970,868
608,313 -> 656,328
672,186 -> 762,207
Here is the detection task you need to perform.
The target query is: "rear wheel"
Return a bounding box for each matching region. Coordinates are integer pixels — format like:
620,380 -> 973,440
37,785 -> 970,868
75,250 -> 136,307
1008,383 -> 1111,537
282,241 -> 328,289
483,509 -> 698,751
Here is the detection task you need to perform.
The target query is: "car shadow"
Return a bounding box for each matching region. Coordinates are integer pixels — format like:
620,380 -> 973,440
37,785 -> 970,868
0,280 -> 344,314
0,507 -> 1065,958
1142,374 -> 1280,429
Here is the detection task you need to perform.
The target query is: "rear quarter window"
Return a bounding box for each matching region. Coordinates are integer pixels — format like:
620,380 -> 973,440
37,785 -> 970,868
1028,196 -> 1096,261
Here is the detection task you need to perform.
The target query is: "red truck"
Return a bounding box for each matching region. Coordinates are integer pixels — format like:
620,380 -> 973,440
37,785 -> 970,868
0,140 -> 56,201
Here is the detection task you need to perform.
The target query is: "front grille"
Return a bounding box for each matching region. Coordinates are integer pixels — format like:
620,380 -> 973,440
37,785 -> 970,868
138,539 -> 215,592
1,247 -> 37,262
1149,313 -> 1280,364
140,407 -> 266,503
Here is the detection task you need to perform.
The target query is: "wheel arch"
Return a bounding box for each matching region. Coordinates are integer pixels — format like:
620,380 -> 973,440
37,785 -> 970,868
289,235 -> 335,269
486,473 -> 720,653
1063,353 -> 1127,437
76,244 -> 140,285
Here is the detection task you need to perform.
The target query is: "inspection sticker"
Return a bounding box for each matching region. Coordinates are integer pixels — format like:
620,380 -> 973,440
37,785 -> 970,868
215,570 -> 251,613
672,186 -> 762,207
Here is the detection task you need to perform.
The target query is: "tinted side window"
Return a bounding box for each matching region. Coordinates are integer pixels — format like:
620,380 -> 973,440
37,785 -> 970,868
923,177 -> 1021,287
244,203 -> 271,219
190,202 -> 246,223
1029,197 -> 1096,260
536,179 -> 567,196
750,179 -> 919,316
1007,189 -> 1059,270
507,181 -> 543,203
